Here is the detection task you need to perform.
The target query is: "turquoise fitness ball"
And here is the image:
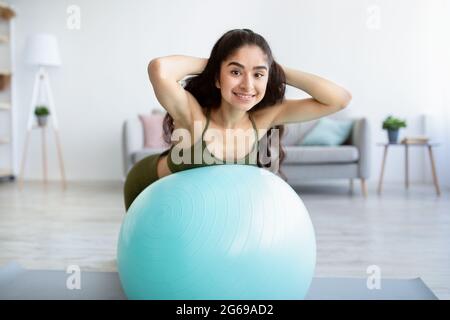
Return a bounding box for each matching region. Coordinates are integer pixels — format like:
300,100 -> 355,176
117,165 -> 316,299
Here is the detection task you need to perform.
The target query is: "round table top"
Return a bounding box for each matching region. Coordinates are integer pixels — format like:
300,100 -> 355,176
377,142 -> 440,146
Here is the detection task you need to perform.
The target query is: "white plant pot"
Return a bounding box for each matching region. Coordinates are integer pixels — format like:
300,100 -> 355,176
37,116 -> 49,127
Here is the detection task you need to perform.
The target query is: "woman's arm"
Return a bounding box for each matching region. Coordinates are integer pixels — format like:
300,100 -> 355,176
149,55 -> 208,81
282,65 -> 351,108
263,65 -> 352,126
147,56 -> 208,126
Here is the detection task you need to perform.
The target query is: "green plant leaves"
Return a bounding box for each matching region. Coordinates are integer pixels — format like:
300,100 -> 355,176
34,105 -> 50,116
382,115 -> 406,130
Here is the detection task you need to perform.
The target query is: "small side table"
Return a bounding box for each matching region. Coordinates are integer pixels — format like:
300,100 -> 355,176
377,142 -> 441,196
18,125 -> 67,190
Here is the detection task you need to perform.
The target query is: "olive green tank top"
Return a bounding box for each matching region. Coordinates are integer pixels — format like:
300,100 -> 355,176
166,109 -> 259,173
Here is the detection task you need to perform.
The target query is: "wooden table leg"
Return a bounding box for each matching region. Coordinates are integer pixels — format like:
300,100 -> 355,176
377,145 -> 389,194
361,178 -> 368,198
405,144 -> 409,189
428,146 -> 441,196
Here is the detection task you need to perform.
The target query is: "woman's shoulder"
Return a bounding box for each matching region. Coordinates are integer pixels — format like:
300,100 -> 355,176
185,91 -> 208,122
251,105 -> 282,135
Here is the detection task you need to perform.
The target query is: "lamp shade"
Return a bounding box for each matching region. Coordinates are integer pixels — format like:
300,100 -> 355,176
25,33 -> 61,67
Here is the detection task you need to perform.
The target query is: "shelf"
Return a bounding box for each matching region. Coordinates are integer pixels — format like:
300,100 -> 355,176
0,168 -> 13,177
0,3 -> 15,183
0,3 -> 16,20
0,102 -> 11,110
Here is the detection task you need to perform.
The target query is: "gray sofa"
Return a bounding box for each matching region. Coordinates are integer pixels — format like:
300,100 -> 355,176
122,115 -> 370,195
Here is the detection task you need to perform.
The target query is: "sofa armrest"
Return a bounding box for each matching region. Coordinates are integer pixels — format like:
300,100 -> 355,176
351,118 -> 371,179
122,118 -> 144,177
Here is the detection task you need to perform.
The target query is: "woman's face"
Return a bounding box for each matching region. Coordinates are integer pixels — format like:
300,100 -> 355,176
215,45 -> 270,112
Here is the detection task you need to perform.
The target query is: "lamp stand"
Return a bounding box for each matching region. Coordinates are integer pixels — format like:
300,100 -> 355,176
18,67 -> 67,190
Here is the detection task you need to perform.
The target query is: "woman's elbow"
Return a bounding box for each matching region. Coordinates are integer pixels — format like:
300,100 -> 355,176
148,58 -> 162,76
338,90 -> 352,109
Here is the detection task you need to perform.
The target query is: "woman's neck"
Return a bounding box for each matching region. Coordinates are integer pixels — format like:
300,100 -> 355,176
210,104 -> 250,129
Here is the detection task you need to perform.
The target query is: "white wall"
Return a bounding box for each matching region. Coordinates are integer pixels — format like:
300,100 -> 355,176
6,0 -> 450,186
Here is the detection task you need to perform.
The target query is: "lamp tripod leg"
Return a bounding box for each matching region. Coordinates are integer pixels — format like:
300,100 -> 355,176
44,69 -> 67,190
42,126 -> 47,186
54,128 -> 67,190
18,129 -> 31,190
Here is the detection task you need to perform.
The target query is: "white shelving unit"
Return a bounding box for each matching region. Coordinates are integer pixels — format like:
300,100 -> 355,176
0,2 -> 15,181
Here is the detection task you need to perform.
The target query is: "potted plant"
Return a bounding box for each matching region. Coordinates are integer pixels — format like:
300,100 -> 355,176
382,115 -> 406,143
35,105 -> 50,127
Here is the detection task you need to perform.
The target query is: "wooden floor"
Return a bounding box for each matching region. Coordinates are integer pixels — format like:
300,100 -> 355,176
0,179 -> 449,299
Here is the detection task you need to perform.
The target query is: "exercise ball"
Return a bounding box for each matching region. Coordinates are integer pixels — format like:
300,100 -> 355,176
117,165 -> 316,299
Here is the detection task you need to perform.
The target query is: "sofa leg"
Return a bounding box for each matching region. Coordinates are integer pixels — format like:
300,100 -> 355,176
361,178 -> 368,198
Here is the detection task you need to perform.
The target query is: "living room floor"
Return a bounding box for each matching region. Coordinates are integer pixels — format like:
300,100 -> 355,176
0,180 -> 448,299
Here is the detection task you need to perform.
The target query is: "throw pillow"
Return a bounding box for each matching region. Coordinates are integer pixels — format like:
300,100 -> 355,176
139,113 -> 170,148
300,118 -> 353,146
282,121 -> 320,145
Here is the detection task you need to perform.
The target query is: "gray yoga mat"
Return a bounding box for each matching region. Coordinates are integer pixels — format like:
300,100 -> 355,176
0,262 -> 438,300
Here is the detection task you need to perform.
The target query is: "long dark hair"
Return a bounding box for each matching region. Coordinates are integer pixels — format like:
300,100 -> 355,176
162,28 -> 287,178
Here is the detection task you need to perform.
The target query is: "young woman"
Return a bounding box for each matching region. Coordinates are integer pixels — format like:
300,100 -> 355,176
124,29 -> 351,211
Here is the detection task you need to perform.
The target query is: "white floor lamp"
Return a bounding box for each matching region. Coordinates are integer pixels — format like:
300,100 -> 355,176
18,33 -> 67,190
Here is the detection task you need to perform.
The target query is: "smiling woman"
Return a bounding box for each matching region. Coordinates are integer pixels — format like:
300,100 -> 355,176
158,30 -> 288,174
123,28 -> 351,211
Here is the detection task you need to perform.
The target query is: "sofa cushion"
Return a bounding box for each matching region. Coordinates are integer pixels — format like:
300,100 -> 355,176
282,146 -> 359,164
282,120 -> 318,145
139,113 -> 170,148
301,118 -> 353,146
